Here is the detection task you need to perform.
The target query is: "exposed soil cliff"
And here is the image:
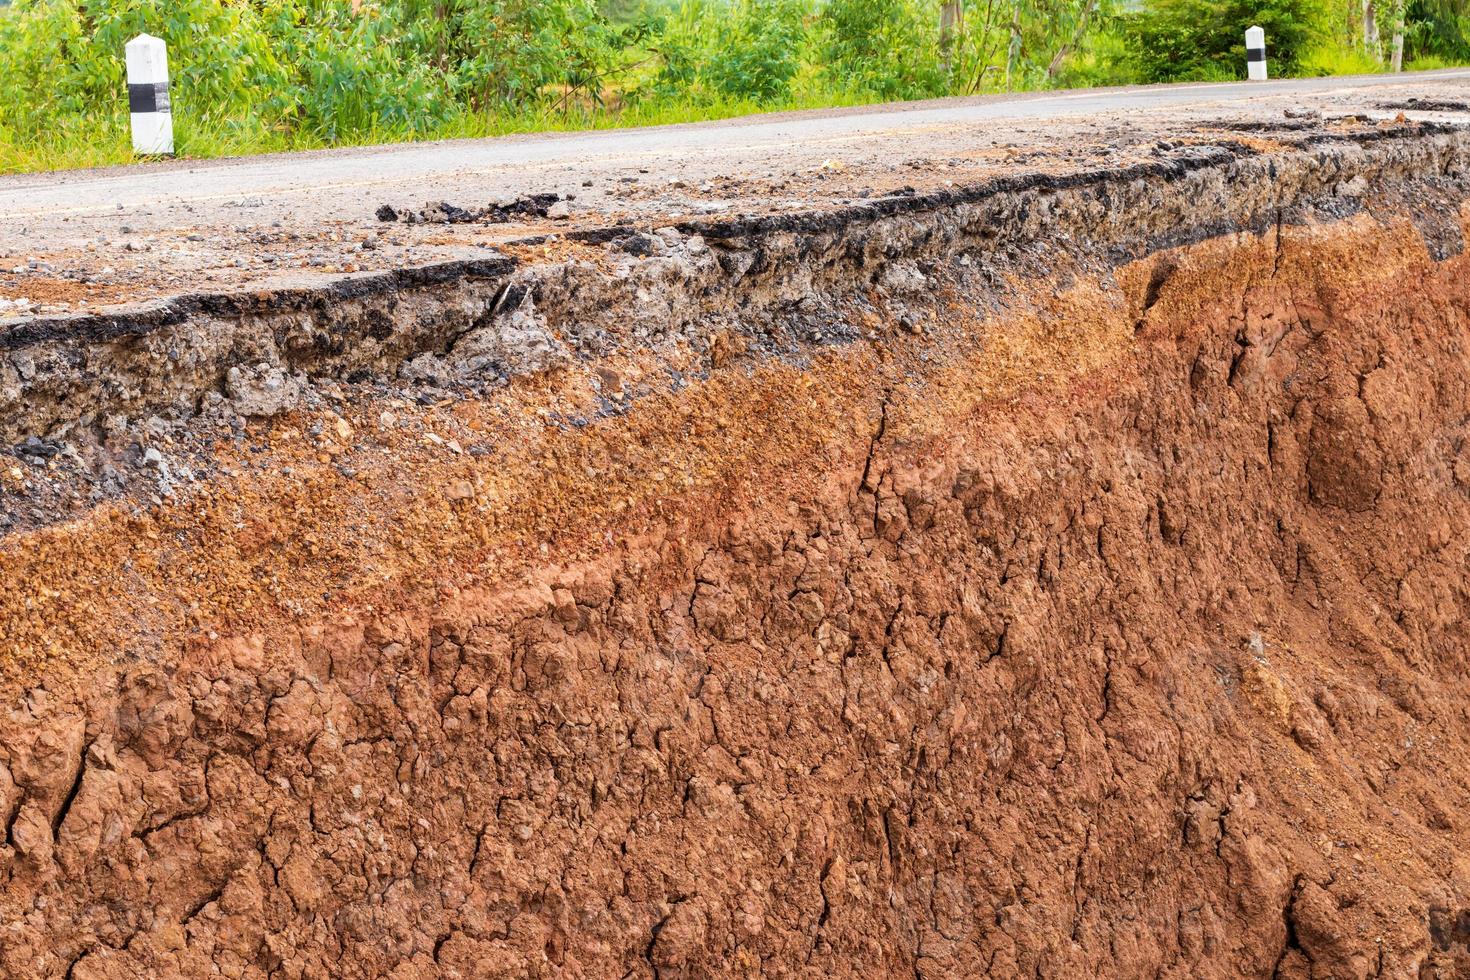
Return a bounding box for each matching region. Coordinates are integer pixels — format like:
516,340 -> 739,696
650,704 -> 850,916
3,121 -> 1470,978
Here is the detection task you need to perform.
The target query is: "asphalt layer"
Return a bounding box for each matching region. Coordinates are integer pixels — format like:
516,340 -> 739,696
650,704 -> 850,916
0,70 -> 1467,317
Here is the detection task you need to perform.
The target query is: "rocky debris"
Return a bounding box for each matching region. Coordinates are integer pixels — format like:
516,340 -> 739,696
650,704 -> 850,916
1377,98 -> 1470,113
446,291 -> 570,377
139,445 -> 177,495
375,193 -> 569,225
15,435 -> 61,464
224,363 -> 306,418
616,231 -> 662,256
880,260 -> 931,295
419,200 -> 480,224
479,193 -> 564,222
397,351 -> 455,387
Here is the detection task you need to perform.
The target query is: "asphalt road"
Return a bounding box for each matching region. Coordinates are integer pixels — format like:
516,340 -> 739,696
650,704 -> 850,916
0,69 -> 1466,313
3,69 -> 1469,219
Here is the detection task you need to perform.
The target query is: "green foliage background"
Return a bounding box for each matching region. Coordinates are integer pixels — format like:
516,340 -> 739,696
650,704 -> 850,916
0,0 -> 1465,171
1128,0 -> 1324,81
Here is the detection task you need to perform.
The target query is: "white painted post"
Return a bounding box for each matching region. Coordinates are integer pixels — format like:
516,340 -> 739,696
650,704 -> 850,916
1245,26 -> 1268,81
125,33 -> 173,156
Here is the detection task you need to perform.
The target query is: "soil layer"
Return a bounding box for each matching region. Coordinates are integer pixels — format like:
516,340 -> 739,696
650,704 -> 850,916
4,139 -> 1470,978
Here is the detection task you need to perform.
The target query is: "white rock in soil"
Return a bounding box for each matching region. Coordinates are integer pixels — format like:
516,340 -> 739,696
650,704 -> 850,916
225,363 -> 305,418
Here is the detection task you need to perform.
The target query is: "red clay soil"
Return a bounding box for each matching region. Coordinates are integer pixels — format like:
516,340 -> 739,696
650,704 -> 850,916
3,211 -> 1470,978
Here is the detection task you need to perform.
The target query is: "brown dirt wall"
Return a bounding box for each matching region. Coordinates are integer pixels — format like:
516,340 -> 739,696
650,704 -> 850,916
3,210 -> 1470,978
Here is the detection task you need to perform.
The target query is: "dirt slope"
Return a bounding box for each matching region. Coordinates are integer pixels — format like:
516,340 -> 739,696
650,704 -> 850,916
2,121 -> 1470,978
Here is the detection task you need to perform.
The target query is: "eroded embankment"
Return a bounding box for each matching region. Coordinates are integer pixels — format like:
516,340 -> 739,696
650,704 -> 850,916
3,125 -> 1470,978
2,124 -> 1465,445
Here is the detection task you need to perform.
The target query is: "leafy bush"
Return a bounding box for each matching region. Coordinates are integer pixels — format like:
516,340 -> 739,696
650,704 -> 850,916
1406,0 -> 1470,62
0,0 -> 294,130
1053,26 -> 1140,88
703,0 -> 806,101
393,0 -> 633,110
0,0 -> 629,143
650,0 -> 807,103
817,0 -> 944,100
271,2 -> 450,137
1125,0 -> 1325,82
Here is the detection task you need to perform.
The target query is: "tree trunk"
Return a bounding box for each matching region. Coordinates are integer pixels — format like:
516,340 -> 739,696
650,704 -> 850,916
940,1 -> 964,78
1046,0 -> 1097,79
1362,0 -> 1380,56
1390,0 -> 1405,70
1004,3 -> 1021,90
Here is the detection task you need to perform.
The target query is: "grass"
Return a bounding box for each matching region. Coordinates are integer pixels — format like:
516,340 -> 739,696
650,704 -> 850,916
1298,43 -> 1389,75
1405,54 -> 1457,70
0,88 -> 884,174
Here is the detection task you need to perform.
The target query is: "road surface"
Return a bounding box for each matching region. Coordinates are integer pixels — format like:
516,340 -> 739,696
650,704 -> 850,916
0,69 -> 1466,314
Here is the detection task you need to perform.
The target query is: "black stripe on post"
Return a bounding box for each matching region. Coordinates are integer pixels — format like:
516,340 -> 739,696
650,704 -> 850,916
128,82 -> 171,115
1246,49 -> 1266,63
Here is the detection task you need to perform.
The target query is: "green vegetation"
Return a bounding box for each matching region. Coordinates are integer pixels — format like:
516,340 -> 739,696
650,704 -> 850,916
1129,0 -> 1323,81
0,0 -> 1465,173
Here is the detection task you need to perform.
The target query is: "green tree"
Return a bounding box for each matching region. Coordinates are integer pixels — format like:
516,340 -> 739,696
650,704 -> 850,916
650,0 -> 807,103
818,0 -> 945,99
1406,0 -> 1470,59
1126,0 -> 1326,81
703,0 -> 806,101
